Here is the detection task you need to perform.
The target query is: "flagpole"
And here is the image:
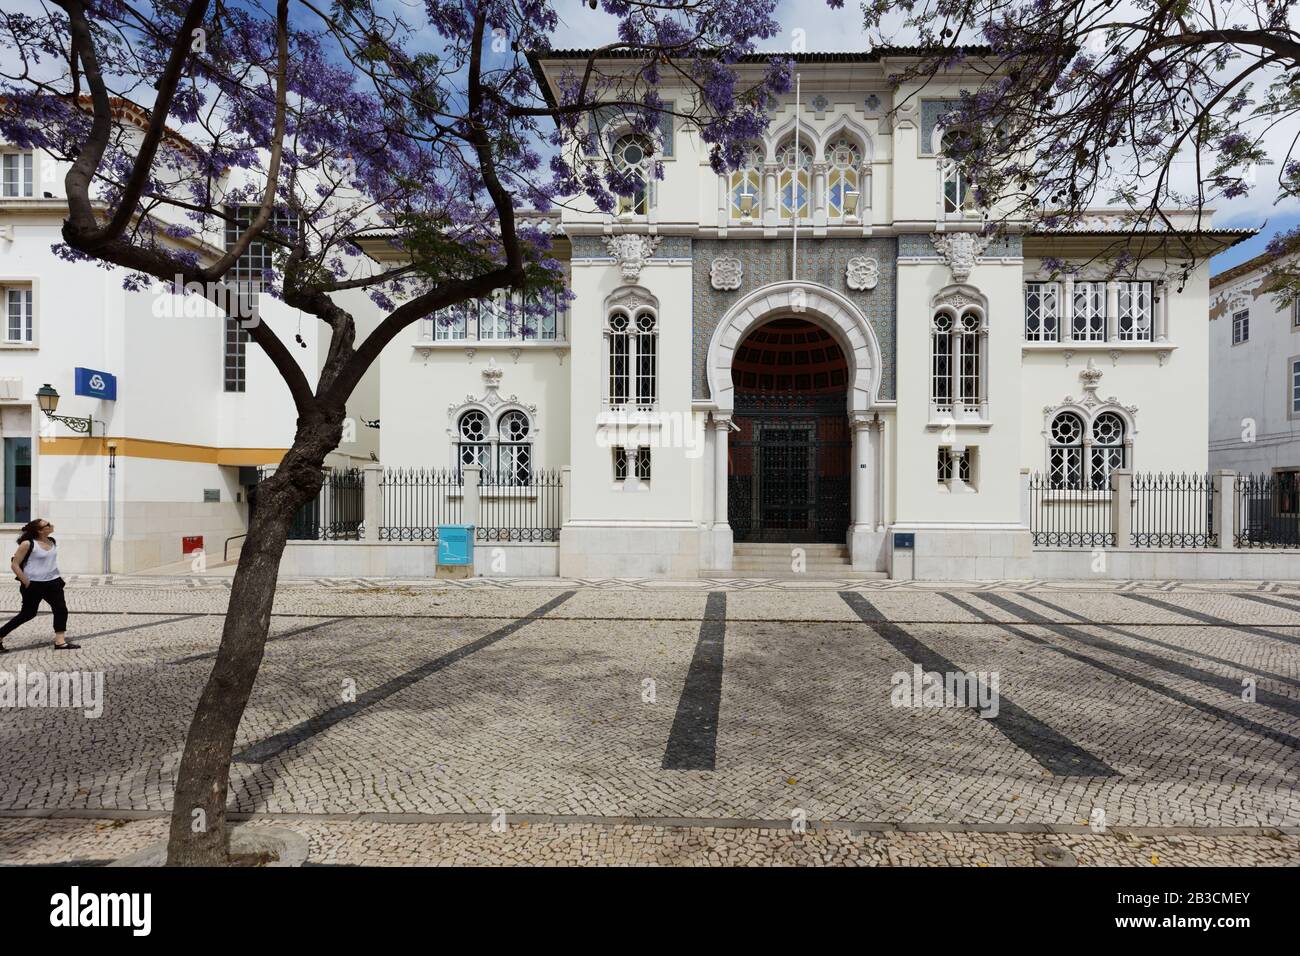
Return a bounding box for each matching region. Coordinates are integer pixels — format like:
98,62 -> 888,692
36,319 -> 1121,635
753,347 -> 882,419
792,73 -> 800,282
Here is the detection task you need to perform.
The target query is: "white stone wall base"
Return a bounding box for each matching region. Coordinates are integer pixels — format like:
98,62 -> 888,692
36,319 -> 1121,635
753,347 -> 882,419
698,525 -> 734,573
278,541 -> 558,578
898,528 -> 1034,581
849,527 -> 888,571
559,524 -> 702,578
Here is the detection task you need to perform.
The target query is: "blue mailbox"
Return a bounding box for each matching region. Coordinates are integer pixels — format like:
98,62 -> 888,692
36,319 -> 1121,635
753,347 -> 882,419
437,524 -> 474,566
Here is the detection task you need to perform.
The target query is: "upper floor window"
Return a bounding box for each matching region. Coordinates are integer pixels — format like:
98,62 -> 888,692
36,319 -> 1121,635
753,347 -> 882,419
1291,358 -> 1300,416
1,152 -> 33,198
611,134 -> 651,217
777,138 -> 812,221
424,289 -> 565,343
225,204 -> 300,290
1072,281 -> 1106,342
930,305 -> 986,419
223,316 -> 247,392
940,130 -> 976,217
727,144 -> 762,221
1117,281 -> 1153,342
826,136 -> 862,223
1025,282 -> 1061,342
3,286 -> 33,344
606,305 -> 657,409
1293,300 -> 1300,329
1232,309 -> 1249,345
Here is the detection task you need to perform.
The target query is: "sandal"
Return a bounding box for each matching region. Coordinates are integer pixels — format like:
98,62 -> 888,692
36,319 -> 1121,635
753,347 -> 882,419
53,641 -> 81,650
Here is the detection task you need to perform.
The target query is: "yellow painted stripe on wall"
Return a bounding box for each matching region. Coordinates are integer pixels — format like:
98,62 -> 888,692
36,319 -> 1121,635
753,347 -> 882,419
37,436 -> 287,466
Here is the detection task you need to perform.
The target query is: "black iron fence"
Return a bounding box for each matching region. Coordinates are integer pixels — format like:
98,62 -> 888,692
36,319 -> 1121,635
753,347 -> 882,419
378,468 -> 463,541
1131,472 -> 1217,548
477,468 -> 564,542
1234,472 -> 1300,548
287,467 -> 364,541
1027,472 -> 1114,547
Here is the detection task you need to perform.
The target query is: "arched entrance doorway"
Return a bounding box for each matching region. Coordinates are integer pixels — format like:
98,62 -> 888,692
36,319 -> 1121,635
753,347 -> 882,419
728,318 -> 852,543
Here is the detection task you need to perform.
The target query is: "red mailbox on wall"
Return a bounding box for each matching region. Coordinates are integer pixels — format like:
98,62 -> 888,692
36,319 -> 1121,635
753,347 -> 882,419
182,535 -> 204,555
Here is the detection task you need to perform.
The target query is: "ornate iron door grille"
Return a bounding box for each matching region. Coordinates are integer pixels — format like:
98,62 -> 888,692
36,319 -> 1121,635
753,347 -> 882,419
729,392 -> 851,543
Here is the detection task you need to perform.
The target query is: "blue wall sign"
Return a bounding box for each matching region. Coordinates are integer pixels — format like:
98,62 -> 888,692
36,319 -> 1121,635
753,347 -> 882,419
893,532 -> 915,550
74,367 -> 117,401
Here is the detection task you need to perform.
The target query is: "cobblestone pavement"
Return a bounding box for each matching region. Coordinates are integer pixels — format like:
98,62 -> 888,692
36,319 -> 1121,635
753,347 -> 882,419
1,576 -> 1298,865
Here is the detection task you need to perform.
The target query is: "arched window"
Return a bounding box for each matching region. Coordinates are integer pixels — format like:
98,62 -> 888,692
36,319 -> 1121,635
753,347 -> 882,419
606,303 -> 658,409
777,137 -> 812,221
496,410 -> 532,485
1049,412 -> 1084,489
728,144 -> 762,221
940,129 -> 976,217
457,410 -> 490,470
611,133 -> 651,217
930,312 -> 954,412
826,136 -> 862,222
1090,412 -> 1126,490
930,304 -> 987,420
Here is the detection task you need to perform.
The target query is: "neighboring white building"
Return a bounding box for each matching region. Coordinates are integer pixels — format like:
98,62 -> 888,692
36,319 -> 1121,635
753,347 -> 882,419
1209,250 -> 1300,481
0,105 -> 382,572
373,49 -> 1249,578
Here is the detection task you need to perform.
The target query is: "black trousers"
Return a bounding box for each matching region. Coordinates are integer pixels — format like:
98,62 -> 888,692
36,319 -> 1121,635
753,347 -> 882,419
0,578 -> 68,637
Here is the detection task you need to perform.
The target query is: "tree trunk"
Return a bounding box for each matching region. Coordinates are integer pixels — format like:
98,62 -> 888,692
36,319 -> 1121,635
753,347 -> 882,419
165,415 -> 340,865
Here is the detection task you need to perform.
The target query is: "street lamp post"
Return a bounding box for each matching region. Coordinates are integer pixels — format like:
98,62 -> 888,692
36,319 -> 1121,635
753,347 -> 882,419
35,384 -> 97,435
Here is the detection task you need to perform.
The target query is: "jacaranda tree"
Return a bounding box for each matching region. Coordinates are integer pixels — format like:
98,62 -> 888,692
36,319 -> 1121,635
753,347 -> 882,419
0,0 -> 810,865
853,0 -> 1300,297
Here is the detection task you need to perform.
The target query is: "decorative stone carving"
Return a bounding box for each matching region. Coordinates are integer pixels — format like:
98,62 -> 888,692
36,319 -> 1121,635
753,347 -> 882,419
892,99 -> 918,131
449,358 -> 536,419
603,234 -> 661,283
930,231 -> 993,283
936,290 -> 977,310
846,256 -> 879,291
710,256 -> 743,291
864,94 -> 881,112
1079,358 -> 1103,404
481,357 -> 503,390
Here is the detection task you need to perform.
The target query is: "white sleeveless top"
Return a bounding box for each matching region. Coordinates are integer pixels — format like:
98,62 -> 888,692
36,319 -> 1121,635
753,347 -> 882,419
23,540 -> 60,582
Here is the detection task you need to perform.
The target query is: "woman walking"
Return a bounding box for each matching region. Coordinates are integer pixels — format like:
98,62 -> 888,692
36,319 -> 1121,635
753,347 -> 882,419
0,519 -> 79,651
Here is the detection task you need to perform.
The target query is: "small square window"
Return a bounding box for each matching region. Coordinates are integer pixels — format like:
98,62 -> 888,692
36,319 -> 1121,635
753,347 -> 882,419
613,446 -> 651,481
937,446 -> 972,484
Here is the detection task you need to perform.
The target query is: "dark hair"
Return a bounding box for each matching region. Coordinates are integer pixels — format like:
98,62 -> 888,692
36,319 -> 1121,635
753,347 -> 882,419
16,519 -> 47,544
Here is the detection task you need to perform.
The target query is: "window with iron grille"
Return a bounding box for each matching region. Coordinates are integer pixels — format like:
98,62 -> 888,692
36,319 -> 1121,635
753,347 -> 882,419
1117,281 -> 1152,341
607,308 -> 656,408
1024,282 -> 1060,342
1293,300 -> 1300,329
1,152 -> 33,197
613,446 -> 651,481
456,409 -> 491,472
612,134 -> 651,216
1278,470 -> 1300,515
1049,412 -> 1084,489
4,286 -> 33,344
1072,281 -> 1106,341
931,307 -> 984,417
1089,412 -> 1126,490
223,316 -> 248,392
937,447 -> 971,483
1291,358 -> 1300,415
1232,309 -> 1249,344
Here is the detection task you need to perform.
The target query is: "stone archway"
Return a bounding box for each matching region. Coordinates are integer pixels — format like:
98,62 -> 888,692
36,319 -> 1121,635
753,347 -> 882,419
705,280 -> 883,416
701,281 -> 886,571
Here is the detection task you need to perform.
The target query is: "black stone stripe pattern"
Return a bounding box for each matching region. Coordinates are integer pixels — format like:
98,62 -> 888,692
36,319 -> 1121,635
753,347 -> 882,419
944,593 -> 1300,752
662,592 -> 727,772
1014,592 -> 1300,691
839,591 -> 1115,778
1231,591 -> 1300,618
45,613 -> 202,647
168,617 -> 348,666
1118,592 -> 1300,647
234,591 -> 575,765
978,592 -> 1300,719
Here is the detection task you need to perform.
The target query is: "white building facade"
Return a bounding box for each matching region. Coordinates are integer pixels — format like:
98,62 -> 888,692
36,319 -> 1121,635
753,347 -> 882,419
374,51 -> 1243,579
1209,251 -> 1300,479
0,108 -> 382,573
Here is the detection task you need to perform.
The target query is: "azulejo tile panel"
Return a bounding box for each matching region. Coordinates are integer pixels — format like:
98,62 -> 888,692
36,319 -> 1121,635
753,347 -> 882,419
691,237 -> 898,401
